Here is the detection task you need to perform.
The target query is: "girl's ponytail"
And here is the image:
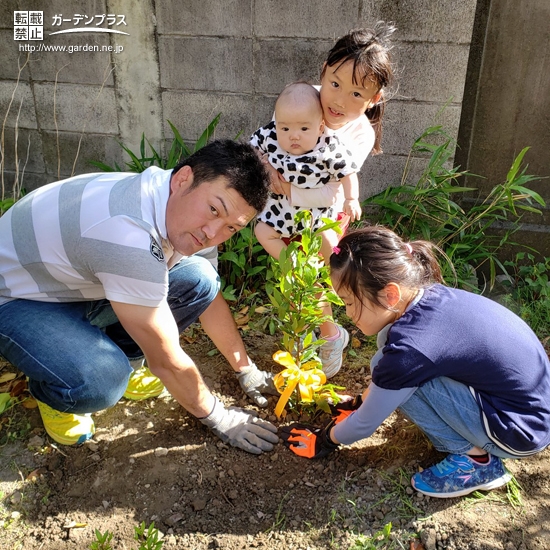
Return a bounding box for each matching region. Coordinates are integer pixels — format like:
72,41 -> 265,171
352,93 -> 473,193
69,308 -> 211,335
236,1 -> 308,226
366,90 -> 385,154
408,240 -> 444,287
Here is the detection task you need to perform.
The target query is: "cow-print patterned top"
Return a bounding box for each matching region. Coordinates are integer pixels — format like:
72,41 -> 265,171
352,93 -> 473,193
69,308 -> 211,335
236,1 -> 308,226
251,121 -> 357,237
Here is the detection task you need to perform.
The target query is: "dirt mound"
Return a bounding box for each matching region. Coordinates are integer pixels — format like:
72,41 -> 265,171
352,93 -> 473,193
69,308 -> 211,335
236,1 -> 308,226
1,328 -> 549,549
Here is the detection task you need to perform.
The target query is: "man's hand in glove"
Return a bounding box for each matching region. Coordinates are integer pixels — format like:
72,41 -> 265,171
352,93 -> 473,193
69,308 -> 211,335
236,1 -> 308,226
280,420 -> 340,459
330,394 -> 363,424
199,397 -> 278,454
236,364 -> 279,408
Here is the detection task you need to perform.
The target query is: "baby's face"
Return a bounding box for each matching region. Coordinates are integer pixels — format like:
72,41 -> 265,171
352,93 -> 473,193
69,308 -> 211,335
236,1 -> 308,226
274,102 -> 324,155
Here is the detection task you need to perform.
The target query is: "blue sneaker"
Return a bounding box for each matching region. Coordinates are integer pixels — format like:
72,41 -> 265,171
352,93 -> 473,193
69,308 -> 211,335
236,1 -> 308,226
411,454 -> 512,498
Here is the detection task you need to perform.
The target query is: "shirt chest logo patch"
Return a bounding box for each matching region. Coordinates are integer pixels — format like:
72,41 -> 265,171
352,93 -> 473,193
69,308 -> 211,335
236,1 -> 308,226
150,236 -> 165,262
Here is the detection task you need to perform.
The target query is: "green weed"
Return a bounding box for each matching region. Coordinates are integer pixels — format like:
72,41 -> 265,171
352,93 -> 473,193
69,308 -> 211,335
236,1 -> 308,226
40,488 -> 51,506
349,522 -> 401,549
0,411 -> 31,446
363,126 -> 545,291
0,197 -> 17,215
378,469 -> 424,520
463,471 -> 523,510
506,474 -> 524,509
501,252 -> 550,338
218,224 -> 270,306
267,491 -> 291,531
90,529 -> 114,550
134,521 -> 164,550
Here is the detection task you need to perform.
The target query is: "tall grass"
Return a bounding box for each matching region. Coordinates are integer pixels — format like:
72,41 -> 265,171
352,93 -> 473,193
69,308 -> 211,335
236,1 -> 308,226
0,54 -> 30,215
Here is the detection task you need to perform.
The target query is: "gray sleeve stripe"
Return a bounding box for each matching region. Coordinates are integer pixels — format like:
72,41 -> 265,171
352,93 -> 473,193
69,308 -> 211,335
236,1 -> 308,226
81,237 -> 166,283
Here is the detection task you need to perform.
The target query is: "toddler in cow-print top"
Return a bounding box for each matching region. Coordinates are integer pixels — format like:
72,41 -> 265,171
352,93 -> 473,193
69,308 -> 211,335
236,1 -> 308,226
251,82 -> 360,259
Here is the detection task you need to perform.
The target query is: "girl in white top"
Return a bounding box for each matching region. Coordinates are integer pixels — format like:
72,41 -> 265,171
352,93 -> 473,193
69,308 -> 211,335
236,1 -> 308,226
266,24 -> 396,378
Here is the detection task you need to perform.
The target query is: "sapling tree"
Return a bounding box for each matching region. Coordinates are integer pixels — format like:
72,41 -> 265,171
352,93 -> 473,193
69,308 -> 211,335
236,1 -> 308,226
266,211 -> 344,417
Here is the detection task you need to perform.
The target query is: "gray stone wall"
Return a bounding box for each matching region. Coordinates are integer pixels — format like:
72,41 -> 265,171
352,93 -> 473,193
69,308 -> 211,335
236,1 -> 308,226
1,0 -> 476,199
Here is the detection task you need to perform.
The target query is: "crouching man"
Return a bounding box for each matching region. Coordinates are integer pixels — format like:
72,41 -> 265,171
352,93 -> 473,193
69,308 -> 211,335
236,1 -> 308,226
0,140 -> 278,454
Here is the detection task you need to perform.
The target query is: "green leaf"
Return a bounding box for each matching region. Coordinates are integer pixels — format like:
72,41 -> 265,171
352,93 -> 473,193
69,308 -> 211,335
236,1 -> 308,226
0,393 -> 12,414
167,120 -> 192,157
506,147 -> 529,184
194,113 -> 221,151
88,160 -> 116,172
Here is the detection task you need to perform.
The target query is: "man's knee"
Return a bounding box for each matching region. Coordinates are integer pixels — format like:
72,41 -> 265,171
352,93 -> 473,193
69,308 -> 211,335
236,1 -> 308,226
29,350 -> 132,414
169,256 -> 219,303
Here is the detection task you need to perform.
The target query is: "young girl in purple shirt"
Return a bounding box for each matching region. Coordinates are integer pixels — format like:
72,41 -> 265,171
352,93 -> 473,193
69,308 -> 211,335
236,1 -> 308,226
282,225 -> 550,498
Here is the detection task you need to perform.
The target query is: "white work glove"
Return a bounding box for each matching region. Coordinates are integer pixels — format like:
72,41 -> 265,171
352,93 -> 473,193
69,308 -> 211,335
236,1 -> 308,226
199,397 -> 279,454
236,363 -> 279,408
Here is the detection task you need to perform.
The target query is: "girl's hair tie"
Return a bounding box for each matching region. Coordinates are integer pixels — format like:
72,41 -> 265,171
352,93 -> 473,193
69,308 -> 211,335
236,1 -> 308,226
332,246 -> 341,255
405,243 -> 413,255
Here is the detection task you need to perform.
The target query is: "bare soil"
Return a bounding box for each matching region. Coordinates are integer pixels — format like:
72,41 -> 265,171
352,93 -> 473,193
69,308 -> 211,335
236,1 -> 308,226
1,323 -> 549,550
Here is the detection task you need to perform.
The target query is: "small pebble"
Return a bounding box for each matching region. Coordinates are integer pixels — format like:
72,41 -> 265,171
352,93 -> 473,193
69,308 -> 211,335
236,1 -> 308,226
28,435 -> 45,447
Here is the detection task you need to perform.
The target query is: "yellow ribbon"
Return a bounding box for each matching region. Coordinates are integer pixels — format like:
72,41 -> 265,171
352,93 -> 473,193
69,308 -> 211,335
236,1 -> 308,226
272,351 -> 326,418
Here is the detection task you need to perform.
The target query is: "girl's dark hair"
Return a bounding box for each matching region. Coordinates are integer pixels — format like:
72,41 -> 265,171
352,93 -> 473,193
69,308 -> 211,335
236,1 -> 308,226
322,23 -> 396,154
330,226 -> 443,310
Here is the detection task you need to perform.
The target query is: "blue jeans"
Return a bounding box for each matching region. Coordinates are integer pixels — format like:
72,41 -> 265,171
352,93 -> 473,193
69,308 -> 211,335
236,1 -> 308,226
399,377 -> 520,459
0,256 -> 219,414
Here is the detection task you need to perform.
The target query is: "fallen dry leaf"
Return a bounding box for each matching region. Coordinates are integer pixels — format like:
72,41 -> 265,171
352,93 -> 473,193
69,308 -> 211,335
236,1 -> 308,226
409,540 -> 425,550
0,372 -> 17,384
10,379 -> 27,397
351,337 -> 361,349
22,397 -> 38,409
235,314 -> 250,326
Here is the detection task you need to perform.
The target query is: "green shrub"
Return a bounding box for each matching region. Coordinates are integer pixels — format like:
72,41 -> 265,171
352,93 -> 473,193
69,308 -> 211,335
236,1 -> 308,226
218,224 -> 270,304
89,115 -> 222,172
363,126 -> 545,290
267,211 -> 344,417
501,252 -> 550,338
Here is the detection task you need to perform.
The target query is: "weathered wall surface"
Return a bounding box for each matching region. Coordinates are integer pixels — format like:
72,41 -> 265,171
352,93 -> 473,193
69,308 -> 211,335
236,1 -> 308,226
456,0 -> 550,253
1,0 -> 476,200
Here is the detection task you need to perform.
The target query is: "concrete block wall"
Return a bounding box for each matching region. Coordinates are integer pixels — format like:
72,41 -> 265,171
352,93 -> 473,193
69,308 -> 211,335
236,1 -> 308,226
1,0 -> 476,199
1,0 -> 125,193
